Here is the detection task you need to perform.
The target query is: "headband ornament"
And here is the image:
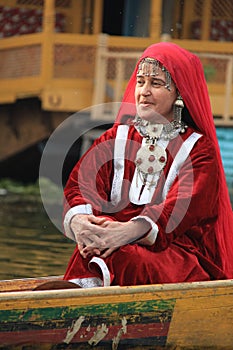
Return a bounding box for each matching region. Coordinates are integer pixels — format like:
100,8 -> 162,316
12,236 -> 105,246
137,57 -> 172,91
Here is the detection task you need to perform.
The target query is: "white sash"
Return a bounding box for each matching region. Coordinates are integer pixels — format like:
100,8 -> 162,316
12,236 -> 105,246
110,125 -> 129,205
162,132 -> 202,200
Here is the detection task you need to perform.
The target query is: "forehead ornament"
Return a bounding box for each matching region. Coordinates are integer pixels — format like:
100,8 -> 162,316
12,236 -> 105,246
137,57 -> 172,91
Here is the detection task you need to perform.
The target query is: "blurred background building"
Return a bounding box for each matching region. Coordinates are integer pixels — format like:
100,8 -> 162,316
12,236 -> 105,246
0,0 -> 232,193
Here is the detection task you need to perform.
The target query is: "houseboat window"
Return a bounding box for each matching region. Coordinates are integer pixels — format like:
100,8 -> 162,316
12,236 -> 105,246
102,0 -> 150,37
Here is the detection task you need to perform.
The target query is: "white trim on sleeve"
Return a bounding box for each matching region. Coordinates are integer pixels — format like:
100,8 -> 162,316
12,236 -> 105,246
89,257 -> 111,287
131,215 -> 159,245
63,204 -> 93,241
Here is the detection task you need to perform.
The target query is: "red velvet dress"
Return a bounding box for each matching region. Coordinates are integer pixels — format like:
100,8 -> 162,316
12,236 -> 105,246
63,123 -> 227,286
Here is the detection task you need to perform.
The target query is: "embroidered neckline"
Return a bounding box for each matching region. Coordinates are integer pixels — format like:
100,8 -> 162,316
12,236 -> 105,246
133,115 -> 187,141
133,115 -> 188,190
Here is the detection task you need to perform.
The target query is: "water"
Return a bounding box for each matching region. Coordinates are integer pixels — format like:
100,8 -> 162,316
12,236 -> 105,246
0,193 -> 75,280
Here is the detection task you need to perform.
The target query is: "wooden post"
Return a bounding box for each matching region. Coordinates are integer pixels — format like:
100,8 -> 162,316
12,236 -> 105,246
224,57 -> 233,121
182,0 -> 196,39
42,0 -> 55,35
93,0 -> 103,34
41,0 -> 55,86
71,0 -> 83,33
91,33 -> 109,119
201,0 -> 212,40
149,0 -> 162,40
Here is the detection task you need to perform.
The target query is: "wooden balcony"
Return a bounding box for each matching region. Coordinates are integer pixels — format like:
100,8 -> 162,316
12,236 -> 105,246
0,0 -> 232,162
0,0 -> 232,122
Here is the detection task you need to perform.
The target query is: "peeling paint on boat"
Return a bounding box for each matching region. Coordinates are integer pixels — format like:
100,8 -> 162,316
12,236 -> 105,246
88,323 -> 109,346
63,315 -> 85,344
112,316 -> 127,349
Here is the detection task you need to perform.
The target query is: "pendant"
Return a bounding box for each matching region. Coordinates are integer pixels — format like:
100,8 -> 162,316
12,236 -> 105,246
146,123 -> 163,138
135,143 -> 167,176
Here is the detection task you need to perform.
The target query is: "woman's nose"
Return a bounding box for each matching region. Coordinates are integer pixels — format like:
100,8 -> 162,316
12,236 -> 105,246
141,83 -> 151,96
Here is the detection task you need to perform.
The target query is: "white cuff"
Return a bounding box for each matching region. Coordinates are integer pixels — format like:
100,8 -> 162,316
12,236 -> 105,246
63,204 -> 93,241
131,215 -> 158,246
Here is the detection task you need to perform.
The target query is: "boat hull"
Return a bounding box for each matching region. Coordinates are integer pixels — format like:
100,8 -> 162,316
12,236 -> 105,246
0,277 -> 233,349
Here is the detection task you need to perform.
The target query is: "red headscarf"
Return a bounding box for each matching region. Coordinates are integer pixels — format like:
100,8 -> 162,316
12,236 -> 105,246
117,42 -> 233,278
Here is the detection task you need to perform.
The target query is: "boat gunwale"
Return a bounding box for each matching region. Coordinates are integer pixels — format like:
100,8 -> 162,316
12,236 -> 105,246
0,278 -> 233,302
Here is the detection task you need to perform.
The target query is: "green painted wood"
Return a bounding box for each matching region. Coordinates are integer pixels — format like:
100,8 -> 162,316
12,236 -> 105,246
0,298 -> 176,324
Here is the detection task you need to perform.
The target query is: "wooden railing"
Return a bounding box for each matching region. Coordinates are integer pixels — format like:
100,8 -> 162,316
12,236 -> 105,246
198,53 -> 233,125
0,0 -> 233,126
0,0 -> 101,111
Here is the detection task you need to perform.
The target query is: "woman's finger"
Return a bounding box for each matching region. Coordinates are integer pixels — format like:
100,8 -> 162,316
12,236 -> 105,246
81,230 -> 106,249
100,247 -> 117,258
77,230 -> 93,247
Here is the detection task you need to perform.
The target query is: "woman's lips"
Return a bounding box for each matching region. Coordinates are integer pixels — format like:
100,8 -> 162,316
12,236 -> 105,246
140,102 -> 153,108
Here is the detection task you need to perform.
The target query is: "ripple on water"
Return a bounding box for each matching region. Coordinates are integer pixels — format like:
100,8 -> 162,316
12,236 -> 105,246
0,197 -> 74,280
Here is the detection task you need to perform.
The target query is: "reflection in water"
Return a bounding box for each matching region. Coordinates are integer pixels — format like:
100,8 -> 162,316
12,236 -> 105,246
0,194 -> 74,280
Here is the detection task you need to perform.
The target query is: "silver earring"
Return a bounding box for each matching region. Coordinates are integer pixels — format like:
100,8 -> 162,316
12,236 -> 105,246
174,94 -> 187,133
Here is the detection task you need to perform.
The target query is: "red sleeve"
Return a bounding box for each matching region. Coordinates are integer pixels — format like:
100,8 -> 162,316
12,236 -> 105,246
140,136 -> 219,250
63,126 -> 117,216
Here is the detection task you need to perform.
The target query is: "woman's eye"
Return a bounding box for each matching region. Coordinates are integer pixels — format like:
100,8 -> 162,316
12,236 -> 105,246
152,81 -> 161,86
152,80 -> 164,87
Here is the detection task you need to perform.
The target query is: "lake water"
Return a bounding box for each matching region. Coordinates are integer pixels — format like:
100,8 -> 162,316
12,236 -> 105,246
0,193 -> 74,281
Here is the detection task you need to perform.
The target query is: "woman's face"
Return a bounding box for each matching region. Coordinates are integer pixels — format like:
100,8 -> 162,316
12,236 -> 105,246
135,63 -> 177,123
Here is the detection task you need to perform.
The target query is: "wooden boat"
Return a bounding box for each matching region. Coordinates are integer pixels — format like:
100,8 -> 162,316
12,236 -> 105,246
0,276 -> 233,349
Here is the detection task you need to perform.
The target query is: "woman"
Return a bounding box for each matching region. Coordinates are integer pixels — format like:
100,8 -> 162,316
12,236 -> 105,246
62,42 -> 233,288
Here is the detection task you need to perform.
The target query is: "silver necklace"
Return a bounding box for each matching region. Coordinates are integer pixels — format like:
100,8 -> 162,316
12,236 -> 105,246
133,115 -> 187,140
133,116 -> 188,188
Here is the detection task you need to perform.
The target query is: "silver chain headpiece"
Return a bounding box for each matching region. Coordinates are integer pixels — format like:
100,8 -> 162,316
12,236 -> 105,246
137,57 -> 172,91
